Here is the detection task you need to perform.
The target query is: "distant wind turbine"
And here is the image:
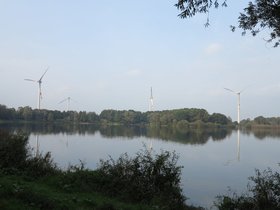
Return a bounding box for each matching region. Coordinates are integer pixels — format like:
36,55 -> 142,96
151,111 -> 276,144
59,97 -> 76,111
25,67 -> 49,110
149,87 -> 154,111
224,87 -> 247,124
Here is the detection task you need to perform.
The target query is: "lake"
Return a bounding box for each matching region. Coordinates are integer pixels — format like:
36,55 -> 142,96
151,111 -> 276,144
1,123 -> 280,209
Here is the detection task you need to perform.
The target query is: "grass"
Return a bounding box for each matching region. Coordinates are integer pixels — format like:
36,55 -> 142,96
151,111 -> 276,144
0,173 -> 155,210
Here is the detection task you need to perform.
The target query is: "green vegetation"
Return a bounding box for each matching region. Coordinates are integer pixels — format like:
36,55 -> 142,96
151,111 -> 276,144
0,131 -> 201,210
214,167 -> 280,210
0,104 -> 99,123
1,128 -> 280,209
0,104 -> 232,127
241,116 -> 280,129
175,0 -> 280,47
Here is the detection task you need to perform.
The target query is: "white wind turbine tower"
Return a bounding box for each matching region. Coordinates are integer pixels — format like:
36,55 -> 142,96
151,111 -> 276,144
59,97 -> 76,111
25,67 -> 49,110
224,87 -> 246,124
149,87 -> 154,111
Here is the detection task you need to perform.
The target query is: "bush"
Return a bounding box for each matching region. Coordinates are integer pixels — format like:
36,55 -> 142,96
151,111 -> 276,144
24,152 -> 59,177
0,130 -> 59,177
214,168 -> 280,210
0,130 -> 29,171
97,148 -> 187,209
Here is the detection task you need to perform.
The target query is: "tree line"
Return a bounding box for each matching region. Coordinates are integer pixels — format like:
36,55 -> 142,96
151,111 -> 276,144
2,104 -> 280,128
0,104 -> 233,126
241,115 -> 280,128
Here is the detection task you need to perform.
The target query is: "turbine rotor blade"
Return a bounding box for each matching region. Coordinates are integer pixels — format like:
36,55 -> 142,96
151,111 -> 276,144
70,98 -> 78,103
224,88 -> 236,93
240,84 -> 252,93
59,98 -> 68,104
24,79 -> 36,82
39,67 -> 49,81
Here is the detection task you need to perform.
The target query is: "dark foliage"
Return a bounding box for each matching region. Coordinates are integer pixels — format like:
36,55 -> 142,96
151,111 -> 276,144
0,130 -> 29,171
0,131 -> 59,177
175,0 -> 227,18
214,168 -> 280,209
175,0 -> 227,27
96,148 -> 187,209
176,0 -> 280,47
60,148 -> 191,209
0,104 -> 232,126
237,0 -> 280,47
0,131 -> 202,209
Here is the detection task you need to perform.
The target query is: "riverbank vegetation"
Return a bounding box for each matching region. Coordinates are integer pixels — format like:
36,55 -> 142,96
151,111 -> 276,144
0,104 -> 232,127
214,167 -> 280,210
1,131 -> 280,209
0,131 -> 201,210
241,116 -> 280,129
3,103 -> 280,129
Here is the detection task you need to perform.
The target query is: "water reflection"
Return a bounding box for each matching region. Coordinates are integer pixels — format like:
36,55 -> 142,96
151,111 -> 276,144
35,134 -> 39,157
99,125 -> 233,144
225,129 -> 241,166
2,122 -> 280,143
237,129 -> 240,161
1,123 -> 280,209
0,122 -> 99,135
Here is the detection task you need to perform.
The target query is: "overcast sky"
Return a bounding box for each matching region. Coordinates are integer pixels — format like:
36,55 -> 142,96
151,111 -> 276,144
0,1 -> 279,121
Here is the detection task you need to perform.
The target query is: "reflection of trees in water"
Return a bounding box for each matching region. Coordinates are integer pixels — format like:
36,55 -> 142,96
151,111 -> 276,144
250,128 -> 280,140
99,125 -> 146,139
238,128 -> 280,140
146,126 -> 232,145
0,123 -> 232,145
99,125 -> 232,145
3,122 -> 280,144
0,122 -> 99,135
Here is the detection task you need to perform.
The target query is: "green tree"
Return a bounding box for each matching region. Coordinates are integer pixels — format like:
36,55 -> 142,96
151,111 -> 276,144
175,0 -> 280,47
209,113 -> 231,124
254,116 -> 270,125
18,106 -> 33,121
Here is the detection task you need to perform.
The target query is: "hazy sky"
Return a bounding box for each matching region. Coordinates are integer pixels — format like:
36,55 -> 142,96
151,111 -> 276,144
0,1 -> 279,121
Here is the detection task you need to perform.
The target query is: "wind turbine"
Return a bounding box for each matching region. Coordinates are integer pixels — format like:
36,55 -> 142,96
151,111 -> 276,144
59,97 -> 76,111
149,87 -> 154,111
25,67 -> 49,110
224,87 -> 246,124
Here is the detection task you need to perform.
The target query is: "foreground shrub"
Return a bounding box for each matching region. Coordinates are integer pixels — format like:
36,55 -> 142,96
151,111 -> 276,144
96,148 -> 187,209
1,131 -> 200,209
214,168 -> 280,210
0,130 -> 59,177
0,130 -> 29,171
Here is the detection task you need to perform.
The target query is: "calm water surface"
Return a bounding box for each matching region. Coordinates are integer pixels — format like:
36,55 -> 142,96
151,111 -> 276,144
2,124 -> 280,209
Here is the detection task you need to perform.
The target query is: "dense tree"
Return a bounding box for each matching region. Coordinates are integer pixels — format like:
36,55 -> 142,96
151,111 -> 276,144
0,104 -> 232,126
254,116 -> 270,125
175,0 -> 280,47
209,113 -> 231,124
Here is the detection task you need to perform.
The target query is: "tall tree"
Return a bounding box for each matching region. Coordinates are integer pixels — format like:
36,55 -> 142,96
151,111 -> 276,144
175,0 -> 280,47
